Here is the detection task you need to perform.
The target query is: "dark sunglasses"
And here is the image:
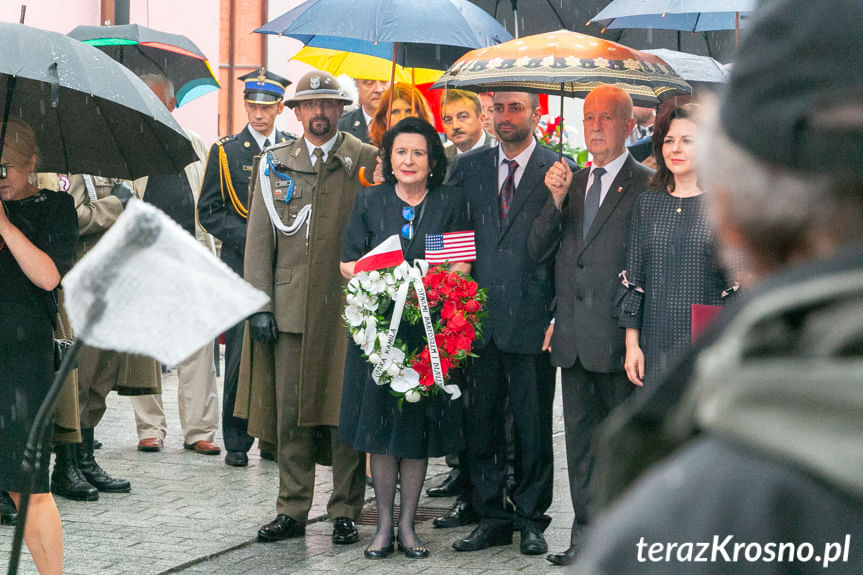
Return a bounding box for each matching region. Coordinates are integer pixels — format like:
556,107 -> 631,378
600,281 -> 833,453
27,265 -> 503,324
401,206 -> 415,240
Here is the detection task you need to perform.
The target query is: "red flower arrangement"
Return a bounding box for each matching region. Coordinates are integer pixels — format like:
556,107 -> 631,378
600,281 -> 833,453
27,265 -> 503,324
402,266 -> 487,392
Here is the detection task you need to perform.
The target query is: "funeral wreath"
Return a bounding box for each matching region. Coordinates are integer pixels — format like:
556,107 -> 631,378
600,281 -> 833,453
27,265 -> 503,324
344,262 -> 486,406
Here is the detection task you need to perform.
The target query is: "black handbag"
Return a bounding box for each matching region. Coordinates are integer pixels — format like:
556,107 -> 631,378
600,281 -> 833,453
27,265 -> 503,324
54,313 -> 76,371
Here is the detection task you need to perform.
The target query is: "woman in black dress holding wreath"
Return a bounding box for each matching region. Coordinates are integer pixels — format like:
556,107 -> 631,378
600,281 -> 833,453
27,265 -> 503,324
339,117 -> 470,559
619,104 -> 736,388
0,118 -> 78,574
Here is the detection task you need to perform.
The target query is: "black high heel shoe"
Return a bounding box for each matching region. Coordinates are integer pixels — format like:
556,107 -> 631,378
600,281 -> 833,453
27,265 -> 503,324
397,530 -> 430,559
364,531 -> 395,559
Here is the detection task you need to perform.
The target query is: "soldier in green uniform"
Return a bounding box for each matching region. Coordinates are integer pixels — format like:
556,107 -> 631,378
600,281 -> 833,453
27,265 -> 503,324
198,67 -> 294,467
42,174 -> 160,501
244,71 -> 378,545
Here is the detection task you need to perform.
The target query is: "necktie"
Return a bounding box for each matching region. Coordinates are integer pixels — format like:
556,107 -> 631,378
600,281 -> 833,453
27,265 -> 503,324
583,167 -> 606,239
499,159 -> 519,220
313,147 -> 324,171
263,138 -> 271,150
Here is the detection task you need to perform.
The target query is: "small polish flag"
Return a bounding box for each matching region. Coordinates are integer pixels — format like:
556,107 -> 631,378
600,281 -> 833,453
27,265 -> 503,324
353,234 -> 405,273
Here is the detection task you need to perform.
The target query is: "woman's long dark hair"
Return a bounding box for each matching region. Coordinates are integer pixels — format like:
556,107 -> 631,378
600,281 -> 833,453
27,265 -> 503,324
380,116 -> 448,187
649,103 -> 700,192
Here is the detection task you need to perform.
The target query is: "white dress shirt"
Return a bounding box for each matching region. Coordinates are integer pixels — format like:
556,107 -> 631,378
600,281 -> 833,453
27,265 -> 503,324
587,150 -> 628,205
249,125 -> 277,151
497,137 -> 537,190
303,133 -> 339,166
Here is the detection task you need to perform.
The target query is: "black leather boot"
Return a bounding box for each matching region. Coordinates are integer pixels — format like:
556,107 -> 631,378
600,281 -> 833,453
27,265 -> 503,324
51,444 -> 99,501
1,491 -> 18,525
77,428 -> 131,493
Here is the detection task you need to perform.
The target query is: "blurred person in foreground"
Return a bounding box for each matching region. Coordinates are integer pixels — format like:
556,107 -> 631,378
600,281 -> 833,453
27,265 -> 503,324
619,103 -> 737,390
574,1 -> 863,572
368,84 -> 435,147
339,117 -> 469,559
0,117 -> 78,575
339,77 -> 389,143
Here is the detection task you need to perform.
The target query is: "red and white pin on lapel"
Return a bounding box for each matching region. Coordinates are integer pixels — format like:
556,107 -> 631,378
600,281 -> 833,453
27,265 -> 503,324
617,186 -> 623,193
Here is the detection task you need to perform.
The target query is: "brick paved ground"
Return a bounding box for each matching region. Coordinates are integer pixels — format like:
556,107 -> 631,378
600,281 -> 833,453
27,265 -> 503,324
1,352 -> 574,575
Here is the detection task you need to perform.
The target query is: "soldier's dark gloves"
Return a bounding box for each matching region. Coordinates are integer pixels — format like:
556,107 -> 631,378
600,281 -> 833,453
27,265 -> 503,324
249,312 -> 278,344
110,182 -> 135,207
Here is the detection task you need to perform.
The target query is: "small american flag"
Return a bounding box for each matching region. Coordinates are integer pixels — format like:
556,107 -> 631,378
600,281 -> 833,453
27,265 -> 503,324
424,231 -> 476,264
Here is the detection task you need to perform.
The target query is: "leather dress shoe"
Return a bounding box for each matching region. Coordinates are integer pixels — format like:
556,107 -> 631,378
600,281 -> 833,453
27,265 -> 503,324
433,497 -> 479,528
426,472 -> 462,497
520,527 -> 548,555
332,517 -> 359,544
259,448 -> 277,462
547,545 -> 578,566
225,451 -> 249,467
452,523 -> 513,552
257,514 -> 305,542
137,438 -> 163,452
184,440 -> 221,455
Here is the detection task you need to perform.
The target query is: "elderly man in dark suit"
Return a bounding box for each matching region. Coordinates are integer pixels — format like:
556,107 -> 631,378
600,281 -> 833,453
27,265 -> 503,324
529,84 -> 653,566
337,78 -> 388,143
447,91 -> 562,556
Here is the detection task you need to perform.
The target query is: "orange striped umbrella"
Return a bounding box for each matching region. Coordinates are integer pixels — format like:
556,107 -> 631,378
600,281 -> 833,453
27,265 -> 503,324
432,29 -> 690,106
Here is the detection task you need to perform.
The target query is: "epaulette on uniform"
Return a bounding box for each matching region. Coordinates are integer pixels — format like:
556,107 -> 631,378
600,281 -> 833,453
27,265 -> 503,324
267,137 -> 296,152
217,134 -> 238,146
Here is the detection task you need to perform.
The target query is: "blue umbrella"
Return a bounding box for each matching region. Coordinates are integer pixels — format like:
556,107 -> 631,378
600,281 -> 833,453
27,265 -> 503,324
591,0 -> 755,33
256,0 -> 513,70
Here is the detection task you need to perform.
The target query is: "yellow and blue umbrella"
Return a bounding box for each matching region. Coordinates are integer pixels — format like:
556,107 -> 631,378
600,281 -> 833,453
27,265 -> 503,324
291,47 -> 443,84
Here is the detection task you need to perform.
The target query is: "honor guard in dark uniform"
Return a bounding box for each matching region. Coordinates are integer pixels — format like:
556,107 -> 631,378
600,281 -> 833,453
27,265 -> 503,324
198,67 -> 295,466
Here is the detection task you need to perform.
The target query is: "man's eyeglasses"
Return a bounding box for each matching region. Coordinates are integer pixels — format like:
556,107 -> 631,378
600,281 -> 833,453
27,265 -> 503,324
0,164 -> 9,180
401,206 -> 415,240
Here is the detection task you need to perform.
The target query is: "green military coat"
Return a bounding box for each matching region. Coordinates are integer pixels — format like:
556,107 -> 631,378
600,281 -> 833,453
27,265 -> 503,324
239,132 -> 378,430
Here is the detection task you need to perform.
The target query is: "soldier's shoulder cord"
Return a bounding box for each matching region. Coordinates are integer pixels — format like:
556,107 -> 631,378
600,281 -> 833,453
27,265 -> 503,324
217,137 -> 248,219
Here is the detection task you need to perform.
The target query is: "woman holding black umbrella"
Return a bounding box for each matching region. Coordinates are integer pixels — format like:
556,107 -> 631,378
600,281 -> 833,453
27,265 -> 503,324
0,118 -> 77,575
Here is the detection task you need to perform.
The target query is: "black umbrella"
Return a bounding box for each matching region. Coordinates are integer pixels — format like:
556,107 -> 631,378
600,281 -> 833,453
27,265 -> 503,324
67,24 -> 220,107
0,22 -> 196,179
469,0 -> 738,62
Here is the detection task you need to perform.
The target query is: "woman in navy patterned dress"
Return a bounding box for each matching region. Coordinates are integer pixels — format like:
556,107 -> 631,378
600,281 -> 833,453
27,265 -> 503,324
619,104 -> 736,387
